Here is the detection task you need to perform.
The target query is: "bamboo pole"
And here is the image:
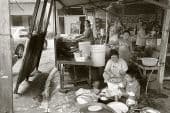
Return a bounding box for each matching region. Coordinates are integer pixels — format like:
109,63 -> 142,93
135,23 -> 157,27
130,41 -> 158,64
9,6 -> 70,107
38,0 -> 48,33
105,11 -> 108,44
44,0 -> 54,32
144,0 -> 170,9
29,0 -> 41,34
54,0 -> 58,66
158,0 -> 170,91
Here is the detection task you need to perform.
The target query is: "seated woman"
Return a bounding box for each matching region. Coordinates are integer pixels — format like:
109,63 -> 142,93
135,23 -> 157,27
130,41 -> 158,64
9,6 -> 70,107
102,50 -> 128,101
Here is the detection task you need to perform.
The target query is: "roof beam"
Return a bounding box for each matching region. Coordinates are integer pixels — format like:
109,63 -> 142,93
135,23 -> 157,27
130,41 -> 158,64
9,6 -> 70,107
56,0 -> 66,7
144,0 -> 170,9
64,0 -> 107,7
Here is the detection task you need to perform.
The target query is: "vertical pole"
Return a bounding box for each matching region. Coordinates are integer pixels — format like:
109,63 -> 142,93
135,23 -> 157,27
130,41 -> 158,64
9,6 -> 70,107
38,0 -> 48,33
92,8 -> 96,39
158,0 -> 170,91
0,0 -> 13,113
44,0 -> 54,32
35,0 -> 48,70
29,0 -> 41,34
105,11 -> 108,44
54,0 -> 58,67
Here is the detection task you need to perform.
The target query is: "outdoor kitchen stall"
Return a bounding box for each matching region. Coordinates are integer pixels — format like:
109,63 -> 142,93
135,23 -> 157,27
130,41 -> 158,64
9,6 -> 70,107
1,0 -> 170,113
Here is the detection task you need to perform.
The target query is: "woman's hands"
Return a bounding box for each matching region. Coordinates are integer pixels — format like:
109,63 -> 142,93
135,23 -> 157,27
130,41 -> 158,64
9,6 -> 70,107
103,70 -> 125,83
119,70 -> 126,75
103,71 -> 112,82
108,77 -> 122,83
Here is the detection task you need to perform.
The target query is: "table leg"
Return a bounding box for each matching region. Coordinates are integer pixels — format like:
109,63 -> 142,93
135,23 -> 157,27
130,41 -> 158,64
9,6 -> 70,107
88,66 -> 92,87
73,65 -> 77,86
57,64 -> 60,71
143,70 -> 147,78
138,67 -> 143,78
145,70 -> 154,95
60,64 -> 64,89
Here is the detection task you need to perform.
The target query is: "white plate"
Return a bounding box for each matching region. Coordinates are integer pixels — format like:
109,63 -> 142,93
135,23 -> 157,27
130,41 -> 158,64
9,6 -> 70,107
88,105 -> 103,111
107,102 -> 128,113
100,96 -> 108,101
142,107 -> 160,113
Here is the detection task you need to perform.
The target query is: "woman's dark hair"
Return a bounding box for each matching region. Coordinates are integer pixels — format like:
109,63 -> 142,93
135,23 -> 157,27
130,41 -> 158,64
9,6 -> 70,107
110,49 -> 119,57
123,30 -> 130,35
127,69 -> 135,78
85,20 -> 91,27
126,68 -> 140,80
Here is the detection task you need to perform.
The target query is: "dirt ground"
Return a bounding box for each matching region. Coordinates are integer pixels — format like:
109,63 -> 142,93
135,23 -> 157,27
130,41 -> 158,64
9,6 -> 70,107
12,39 -> 170,113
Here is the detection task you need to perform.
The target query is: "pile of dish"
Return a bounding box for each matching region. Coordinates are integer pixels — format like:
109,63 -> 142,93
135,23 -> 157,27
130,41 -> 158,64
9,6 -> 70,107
88,105 -> 103,112
141,57 -> 158,66
107,102 -> 129,113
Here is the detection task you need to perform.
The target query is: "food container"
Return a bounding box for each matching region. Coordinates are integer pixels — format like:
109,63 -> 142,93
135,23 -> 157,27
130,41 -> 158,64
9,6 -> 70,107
91,44 -> 106,67
78,41 -> 91,57
141,58 -> 158,66
74,52 -> 88,62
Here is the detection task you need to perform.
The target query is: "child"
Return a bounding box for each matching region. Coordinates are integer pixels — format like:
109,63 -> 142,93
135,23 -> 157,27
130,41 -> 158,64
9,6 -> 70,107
124,73 -> 140,106
92,80 -> 101,95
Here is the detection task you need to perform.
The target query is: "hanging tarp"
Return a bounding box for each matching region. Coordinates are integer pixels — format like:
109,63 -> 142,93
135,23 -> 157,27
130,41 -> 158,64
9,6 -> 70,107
14,33 -> 45,94
14,0 -> 53,94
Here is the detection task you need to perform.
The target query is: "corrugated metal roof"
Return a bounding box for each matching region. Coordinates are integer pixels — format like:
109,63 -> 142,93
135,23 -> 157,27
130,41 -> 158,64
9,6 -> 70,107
9,0 -> 45,3
61,0 -> 99,6
9,0 -> 144,9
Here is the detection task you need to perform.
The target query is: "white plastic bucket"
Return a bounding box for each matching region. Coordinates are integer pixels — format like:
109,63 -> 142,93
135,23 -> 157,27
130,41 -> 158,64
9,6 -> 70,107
78,41 -> 91,57
91,45 -> 106,67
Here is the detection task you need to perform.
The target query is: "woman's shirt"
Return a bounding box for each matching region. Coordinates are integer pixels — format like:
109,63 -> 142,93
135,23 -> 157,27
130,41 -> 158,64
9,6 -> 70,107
119,39 -> 132,62
136,28 -> 146,46
83,27 -> 93,42
104,59 -> 128,77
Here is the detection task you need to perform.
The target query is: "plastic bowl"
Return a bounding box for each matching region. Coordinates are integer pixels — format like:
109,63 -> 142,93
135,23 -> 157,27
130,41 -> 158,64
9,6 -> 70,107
141,58 -> 158,66
75,57 -> 87,62
74,52 -> 87,62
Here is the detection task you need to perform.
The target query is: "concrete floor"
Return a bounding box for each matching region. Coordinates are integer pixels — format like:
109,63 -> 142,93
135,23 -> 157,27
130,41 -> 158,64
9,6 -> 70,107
12,39 -> 170,113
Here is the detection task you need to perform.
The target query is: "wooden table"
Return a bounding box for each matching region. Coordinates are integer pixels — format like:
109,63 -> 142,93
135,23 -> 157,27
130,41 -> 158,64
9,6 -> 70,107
130,60 -> 159,95
57,59 -> 92,90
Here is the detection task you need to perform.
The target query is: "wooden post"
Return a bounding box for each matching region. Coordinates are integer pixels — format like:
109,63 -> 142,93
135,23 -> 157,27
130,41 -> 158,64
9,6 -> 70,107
158,0 -> 170,91
0,0 -> 13,113
105,11 -> 108,44
54,0 -> 61,66
92,9 -> 96,39
54,0 -> 58,66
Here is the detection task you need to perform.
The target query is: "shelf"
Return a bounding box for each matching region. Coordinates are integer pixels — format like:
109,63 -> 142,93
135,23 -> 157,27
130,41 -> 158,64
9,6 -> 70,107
167,53 -> 170,56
